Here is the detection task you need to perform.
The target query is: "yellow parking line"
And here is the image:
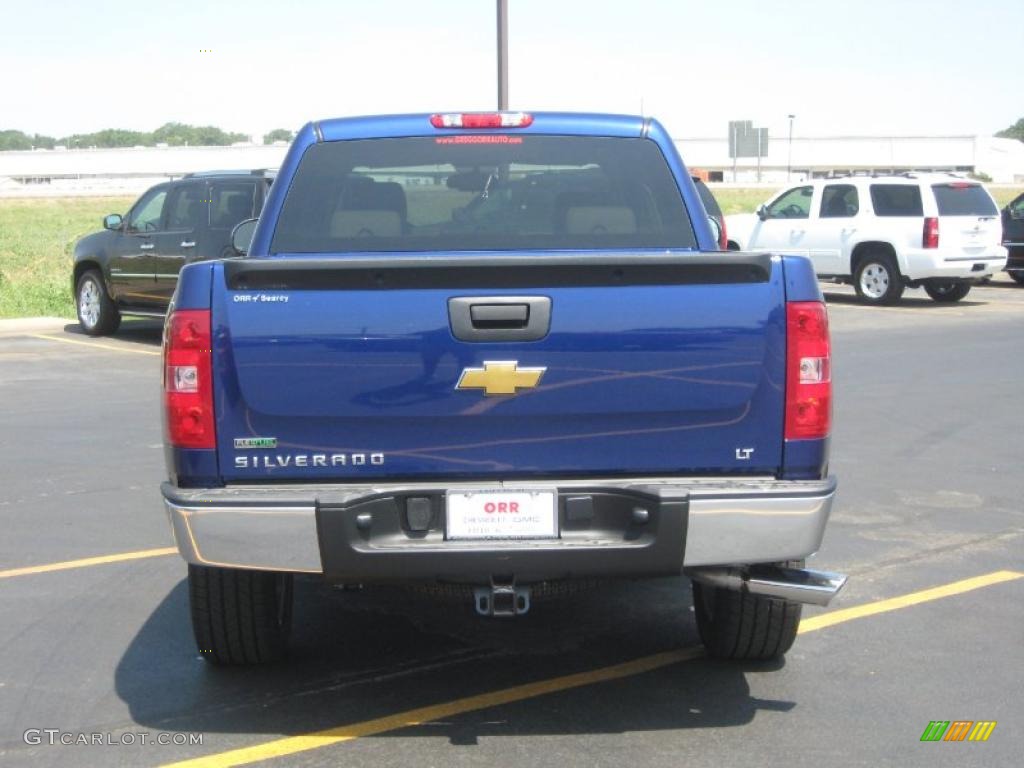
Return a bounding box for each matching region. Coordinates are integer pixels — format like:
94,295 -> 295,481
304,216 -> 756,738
0,547 -> 177,579
160,569 -> 1024,768
29,333 -> 161,357
163,647 -> 704,768
796,569 -> 1023,633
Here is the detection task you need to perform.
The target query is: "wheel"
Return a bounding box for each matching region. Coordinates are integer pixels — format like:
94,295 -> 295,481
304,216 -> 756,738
853,253 -> 904,305
1007,271 -> 1024,286
923,281 -> 971,302
189,564 -> 293,665
75,270 -> 121,336
692,566 -> 802,660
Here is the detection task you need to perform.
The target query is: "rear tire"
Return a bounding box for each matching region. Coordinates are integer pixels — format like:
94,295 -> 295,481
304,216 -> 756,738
692,565 -> 803,661
1010,271 -> 1024,286
923,281 -> 971,302
189,564 -> 293,665
76,270 -> 121,336
853,252 -> 904,305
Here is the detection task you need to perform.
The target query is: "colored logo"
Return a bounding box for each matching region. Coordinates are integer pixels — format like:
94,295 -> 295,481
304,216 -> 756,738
920,721 -> 996,742
456,361 -> 546,396
233,437 -> 278,450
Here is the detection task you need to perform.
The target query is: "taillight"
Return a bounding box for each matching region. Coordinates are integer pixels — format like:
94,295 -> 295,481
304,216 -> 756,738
718,216 -> 728,251
785,301 -> 831,441
430,112 -> 533,129
164,309 -> 215,449
923,217 -> 939,249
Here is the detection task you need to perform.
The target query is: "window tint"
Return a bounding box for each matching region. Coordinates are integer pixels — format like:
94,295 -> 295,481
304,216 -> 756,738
765,186 -> 812,219
820,184 -> 859,218
165,184 -> 207,231
693,179 -> 722,218
1010,194 -> 1024,217
210,182 -> 256,229
931,184 -> 997,216
271,136 -> 695,253
126,187 -> 168,232
870,185 -> 923,217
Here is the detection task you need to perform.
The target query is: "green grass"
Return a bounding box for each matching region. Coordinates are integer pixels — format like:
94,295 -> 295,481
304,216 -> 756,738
713,188 -> 778,215
988,186 -> 1024,207
0,197 -> 133,318
1,187 -> 1021,319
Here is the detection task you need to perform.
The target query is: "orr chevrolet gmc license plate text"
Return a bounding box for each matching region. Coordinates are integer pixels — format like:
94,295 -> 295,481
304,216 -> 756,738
446,490 -> 558,540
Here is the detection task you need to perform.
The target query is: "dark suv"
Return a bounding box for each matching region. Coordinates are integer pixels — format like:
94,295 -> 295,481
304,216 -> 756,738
72,169 -> 274,335
1002,191 -> 1024,285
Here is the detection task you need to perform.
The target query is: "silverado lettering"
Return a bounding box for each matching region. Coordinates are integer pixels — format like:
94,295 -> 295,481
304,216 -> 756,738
233,453 -> 385,469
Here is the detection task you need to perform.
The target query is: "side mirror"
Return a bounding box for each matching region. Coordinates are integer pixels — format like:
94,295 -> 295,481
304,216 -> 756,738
707,216 -> 722,247
103,213 -> 123,230
231,218 -> 258,255
756,204 -> 768,221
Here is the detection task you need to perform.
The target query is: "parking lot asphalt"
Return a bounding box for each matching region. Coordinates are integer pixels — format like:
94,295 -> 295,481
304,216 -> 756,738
1,280 -> 1022,768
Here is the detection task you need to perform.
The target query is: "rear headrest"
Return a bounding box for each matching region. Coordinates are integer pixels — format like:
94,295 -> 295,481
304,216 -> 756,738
370,181 -> 407,220
564,206 -> 636,235
340,177 -> 407,220
330,210 -> 402,238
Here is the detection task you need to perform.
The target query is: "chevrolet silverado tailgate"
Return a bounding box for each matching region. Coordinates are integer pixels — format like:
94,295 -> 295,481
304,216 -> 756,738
211,253 -> 785,481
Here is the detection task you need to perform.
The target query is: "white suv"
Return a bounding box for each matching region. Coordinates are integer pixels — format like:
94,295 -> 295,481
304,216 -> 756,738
725,174 -> 1007,304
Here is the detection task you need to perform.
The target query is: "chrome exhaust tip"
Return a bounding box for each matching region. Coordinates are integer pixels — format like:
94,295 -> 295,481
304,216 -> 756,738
688,565 -> 848,607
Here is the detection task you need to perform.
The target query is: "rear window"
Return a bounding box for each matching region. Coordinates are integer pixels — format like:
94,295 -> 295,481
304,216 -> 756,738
270,136 -> 695,253
693,179 -> 722,218
820,184 -> 858,218
869,184 -> 923,217
210,182 -> 256,229
931,183 -> 997,216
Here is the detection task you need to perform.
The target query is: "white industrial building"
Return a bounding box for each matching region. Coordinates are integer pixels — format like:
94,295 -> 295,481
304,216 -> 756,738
0,144 -> 289,197
681,134 -> 1024,184
0,134 -> 1022,197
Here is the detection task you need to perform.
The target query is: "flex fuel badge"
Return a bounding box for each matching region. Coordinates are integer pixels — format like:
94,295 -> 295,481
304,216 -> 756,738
234,437 -> 278,449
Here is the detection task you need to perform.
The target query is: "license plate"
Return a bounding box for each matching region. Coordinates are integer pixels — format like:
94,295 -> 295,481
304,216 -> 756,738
446,489 -> 557,540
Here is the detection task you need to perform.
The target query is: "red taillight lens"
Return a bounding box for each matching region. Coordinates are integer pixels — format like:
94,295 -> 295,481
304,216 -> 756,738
785,301 -> 831,441
923,216 -> 939,249
430,112 -> 533,129
718,216 -> 728,251
164,309 -> 215,449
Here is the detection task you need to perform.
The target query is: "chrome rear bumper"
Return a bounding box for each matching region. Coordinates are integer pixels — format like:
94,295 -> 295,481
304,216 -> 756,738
162,475 -> 837,578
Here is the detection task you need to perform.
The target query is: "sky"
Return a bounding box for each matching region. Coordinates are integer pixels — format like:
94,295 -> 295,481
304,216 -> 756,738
0,0 -> 1020,142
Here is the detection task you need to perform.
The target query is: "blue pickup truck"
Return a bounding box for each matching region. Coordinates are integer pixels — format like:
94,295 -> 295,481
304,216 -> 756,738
160,112 -> 845,665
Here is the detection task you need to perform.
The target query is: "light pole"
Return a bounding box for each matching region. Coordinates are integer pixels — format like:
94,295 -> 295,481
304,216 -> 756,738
497,0 -> 508,110
787,114 -> 795,181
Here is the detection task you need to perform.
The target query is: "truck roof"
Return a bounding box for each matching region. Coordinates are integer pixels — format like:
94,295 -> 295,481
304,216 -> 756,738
312,112 -> 651,143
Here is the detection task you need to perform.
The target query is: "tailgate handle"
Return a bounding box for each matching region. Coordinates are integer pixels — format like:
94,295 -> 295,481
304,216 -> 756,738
449,296 -> 551,342
470,303 -> 529,328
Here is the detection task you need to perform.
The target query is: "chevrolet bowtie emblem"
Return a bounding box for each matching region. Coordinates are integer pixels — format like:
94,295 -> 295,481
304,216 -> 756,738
456,361 -> 546,396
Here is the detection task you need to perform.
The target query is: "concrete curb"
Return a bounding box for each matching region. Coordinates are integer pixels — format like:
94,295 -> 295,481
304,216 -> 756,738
0,317 -> 72,336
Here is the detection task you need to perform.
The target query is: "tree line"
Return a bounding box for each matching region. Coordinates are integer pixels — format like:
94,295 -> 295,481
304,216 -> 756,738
0,124 -> 295,151
995,118 -> 1024,142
